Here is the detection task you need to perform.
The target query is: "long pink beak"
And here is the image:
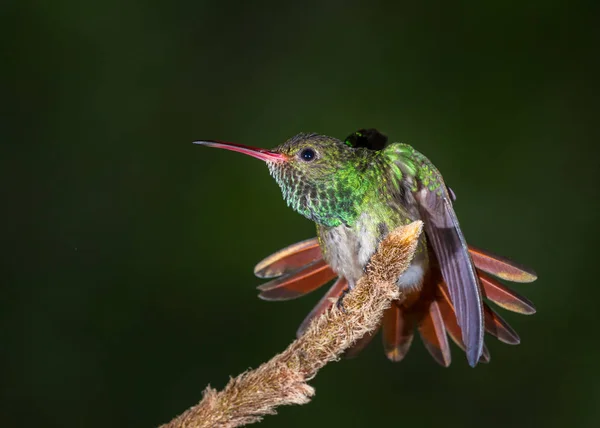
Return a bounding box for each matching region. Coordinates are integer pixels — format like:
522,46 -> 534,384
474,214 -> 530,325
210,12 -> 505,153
193,140 -> 287,162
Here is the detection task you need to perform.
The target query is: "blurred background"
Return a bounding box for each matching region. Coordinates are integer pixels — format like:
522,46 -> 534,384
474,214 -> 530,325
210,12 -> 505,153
2,1 -> 599,427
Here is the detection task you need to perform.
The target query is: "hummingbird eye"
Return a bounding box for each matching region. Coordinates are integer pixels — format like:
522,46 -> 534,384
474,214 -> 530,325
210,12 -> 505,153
300,148 -> 316,162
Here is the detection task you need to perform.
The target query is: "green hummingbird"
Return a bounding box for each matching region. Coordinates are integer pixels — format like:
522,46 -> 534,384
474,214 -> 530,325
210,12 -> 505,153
195,129 -> 537,367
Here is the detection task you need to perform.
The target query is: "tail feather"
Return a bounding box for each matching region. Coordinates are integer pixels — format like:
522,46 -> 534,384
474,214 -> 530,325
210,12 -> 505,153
437,287 -> 491,364
483,303 -> 521,345
469,245 -> 537,283
479,270 -> 536,315
481,344 -> 491,363
254,238 -> 321,278
382,303 -> 415,362
297,277 -> 348,337
257,260 -> 336,301
439,279 -> 521,346
418,300 -> 452,367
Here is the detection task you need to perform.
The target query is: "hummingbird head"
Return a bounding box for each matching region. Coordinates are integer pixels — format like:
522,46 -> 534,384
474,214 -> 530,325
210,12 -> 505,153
195,133 -> 376,227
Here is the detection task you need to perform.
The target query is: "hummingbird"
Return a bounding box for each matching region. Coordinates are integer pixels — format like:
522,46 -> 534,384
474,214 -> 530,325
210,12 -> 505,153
195,129 -> 537,367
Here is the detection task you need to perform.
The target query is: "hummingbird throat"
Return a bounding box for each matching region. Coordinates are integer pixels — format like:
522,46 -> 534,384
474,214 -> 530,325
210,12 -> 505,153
267,156 -> 387,228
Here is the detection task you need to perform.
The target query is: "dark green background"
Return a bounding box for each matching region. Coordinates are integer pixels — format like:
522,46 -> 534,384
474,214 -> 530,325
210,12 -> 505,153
2,1 -> 599,427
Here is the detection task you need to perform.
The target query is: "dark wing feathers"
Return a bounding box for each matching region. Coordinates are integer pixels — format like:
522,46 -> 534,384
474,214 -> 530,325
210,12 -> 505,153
415,184 -> 484,367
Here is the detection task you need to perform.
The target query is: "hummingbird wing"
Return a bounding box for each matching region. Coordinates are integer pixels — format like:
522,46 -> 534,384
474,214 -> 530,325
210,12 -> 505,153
413,182 -> 485,367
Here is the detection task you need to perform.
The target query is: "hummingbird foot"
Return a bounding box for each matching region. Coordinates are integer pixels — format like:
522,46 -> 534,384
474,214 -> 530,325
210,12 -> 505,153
335,287 -> 351,313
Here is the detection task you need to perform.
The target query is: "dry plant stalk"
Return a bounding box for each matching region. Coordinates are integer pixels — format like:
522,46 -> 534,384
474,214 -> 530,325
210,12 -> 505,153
161,221 -> 423,428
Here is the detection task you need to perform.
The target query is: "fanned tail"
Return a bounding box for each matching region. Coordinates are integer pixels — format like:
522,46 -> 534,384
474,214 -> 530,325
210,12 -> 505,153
255,240 -> 536,301
254,238 -> 536,365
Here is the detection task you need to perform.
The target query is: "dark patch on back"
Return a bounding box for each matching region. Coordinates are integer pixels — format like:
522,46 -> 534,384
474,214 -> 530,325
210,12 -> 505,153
344,128 -> 389,151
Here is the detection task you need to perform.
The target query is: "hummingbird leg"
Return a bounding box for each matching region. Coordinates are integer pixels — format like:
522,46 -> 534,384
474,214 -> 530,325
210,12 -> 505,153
335,287 -> 351,313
